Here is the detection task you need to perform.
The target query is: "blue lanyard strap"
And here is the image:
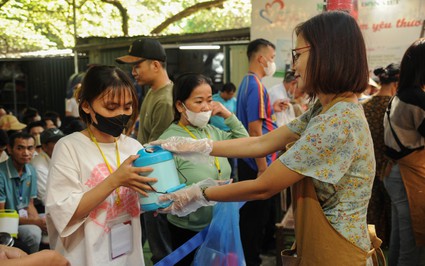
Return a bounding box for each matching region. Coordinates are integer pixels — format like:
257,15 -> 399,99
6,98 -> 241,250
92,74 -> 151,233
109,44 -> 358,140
14,178 -> 23,202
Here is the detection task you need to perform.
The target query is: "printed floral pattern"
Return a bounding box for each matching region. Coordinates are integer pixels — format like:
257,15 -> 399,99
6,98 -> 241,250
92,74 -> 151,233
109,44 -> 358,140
281,101 -> 375,251
85,163 -> 140,232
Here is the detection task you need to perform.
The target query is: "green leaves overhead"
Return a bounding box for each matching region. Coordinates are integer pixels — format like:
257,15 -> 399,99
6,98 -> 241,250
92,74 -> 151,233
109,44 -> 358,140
0,0 -> 251,55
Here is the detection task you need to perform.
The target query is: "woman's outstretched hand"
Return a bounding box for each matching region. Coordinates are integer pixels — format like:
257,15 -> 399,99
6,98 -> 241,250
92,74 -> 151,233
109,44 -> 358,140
156,178 -> 231,217
156,178 -> 220,217
149,136 -> 213,155
149,137 -> 213,164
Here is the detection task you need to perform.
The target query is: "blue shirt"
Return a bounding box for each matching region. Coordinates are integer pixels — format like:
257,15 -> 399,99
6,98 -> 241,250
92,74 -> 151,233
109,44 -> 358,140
210,93 -> 237,131
236,73 -> 278,171
0,158 -> 38,210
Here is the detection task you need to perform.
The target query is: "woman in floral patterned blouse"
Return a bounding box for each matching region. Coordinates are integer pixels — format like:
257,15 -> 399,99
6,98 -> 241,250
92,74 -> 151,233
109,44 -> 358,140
154,11 -> 377,265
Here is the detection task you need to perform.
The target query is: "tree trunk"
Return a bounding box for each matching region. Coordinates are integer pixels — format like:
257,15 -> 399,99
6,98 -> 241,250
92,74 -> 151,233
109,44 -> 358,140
100,0 -> 129,36
0,0 -> 10,9
151,0 -> 226,34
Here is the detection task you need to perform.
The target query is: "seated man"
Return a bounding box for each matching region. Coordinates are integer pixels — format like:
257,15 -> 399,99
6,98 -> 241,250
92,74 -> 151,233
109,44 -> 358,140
0,132 -> 45,254
31,128 -> 65,207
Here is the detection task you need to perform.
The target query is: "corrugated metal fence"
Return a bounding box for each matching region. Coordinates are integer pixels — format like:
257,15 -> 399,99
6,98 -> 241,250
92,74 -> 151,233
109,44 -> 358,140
0,56 -> 88,117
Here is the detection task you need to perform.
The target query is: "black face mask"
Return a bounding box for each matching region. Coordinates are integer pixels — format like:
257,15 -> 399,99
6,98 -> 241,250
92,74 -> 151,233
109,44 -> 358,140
92,112 -> 131,137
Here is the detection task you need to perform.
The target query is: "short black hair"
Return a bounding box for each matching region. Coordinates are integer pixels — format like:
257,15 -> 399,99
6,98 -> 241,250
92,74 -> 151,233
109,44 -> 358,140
26,121 -> 46,133
8,132 -> 34,148
43,111 -> 61,126
247,38 -> 275,61
220,82 -> 236,93
22,107 -> 40,125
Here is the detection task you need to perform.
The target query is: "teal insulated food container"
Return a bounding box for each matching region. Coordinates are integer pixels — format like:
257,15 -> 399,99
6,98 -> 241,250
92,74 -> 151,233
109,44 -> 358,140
133,146 -> 185,211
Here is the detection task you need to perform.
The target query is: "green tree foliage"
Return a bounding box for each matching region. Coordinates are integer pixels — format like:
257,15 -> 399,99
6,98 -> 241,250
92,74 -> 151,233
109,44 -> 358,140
0,0 -> 250,55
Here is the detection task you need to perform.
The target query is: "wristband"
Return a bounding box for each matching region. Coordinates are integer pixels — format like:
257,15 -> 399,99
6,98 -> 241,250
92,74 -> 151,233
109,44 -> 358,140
200,186 -> 211,201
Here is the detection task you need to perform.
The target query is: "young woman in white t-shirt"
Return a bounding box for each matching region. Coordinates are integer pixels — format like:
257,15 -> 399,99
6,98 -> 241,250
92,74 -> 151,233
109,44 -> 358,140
46,65 -> 157,266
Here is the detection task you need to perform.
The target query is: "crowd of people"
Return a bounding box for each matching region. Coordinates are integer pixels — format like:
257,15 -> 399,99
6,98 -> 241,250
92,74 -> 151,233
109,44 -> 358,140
0,9 -> 424,266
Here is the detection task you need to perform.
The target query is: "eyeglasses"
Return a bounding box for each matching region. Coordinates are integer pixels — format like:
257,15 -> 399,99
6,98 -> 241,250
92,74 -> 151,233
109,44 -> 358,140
291,45 -> 311,64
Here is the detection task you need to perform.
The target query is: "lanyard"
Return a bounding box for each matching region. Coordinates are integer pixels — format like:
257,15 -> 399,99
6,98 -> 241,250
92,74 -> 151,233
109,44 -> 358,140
88,128 -> 122,205
178,122 -> 221,177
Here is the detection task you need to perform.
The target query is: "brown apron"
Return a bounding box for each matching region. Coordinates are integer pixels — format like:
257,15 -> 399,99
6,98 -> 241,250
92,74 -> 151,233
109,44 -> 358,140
281,177 -> 385,266
397,149 -> 425,246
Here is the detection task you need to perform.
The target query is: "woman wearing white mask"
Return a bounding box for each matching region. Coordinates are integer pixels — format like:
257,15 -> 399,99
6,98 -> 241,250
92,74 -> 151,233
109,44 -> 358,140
157,73 -> 248,266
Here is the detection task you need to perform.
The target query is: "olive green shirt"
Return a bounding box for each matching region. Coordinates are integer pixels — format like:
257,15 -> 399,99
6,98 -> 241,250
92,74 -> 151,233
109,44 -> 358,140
137,82 -> 174,145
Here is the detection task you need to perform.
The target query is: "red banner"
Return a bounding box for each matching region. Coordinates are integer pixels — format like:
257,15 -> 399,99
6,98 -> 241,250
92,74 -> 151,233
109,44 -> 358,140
327,0 -> 358,20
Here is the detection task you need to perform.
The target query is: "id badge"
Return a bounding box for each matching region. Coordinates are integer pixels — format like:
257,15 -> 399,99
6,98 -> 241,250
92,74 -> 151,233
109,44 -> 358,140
16,200 -> 25,211
18,208 -> 28,218
109,219 -> 133,260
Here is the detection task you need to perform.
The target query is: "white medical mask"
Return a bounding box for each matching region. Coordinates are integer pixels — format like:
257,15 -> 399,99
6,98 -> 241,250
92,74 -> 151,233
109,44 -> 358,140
263,60 -> 276,77
182,103 -> 212,128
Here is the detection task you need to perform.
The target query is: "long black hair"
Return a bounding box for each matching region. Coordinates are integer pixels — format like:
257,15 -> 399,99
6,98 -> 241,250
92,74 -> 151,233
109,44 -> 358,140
398,38 -> 425,92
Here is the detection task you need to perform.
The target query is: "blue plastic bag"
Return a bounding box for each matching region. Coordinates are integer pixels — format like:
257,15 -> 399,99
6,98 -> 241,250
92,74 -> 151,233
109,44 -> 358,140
194,202 -> 246,266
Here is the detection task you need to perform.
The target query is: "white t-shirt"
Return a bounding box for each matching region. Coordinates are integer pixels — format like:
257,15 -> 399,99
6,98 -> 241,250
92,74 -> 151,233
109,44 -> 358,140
65,97 -> 79,117
46,132 -> 144,266
31,150 -> 50,205
267,83 -> 296,127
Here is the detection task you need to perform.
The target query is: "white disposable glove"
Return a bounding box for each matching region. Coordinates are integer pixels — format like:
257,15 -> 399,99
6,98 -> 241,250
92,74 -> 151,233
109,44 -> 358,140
149,136 -> 213,164
157,178 -> 220,217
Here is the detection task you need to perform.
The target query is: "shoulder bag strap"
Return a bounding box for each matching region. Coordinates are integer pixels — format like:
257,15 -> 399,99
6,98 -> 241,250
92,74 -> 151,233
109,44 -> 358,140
386,96 -> 408,151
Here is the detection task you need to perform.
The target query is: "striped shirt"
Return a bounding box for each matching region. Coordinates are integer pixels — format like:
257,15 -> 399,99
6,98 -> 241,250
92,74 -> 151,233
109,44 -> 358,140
236,73 -> 277,171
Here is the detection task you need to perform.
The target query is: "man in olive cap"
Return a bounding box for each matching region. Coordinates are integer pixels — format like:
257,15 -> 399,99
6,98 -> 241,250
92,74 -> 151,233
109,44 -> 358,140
116,38 -> 173,263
